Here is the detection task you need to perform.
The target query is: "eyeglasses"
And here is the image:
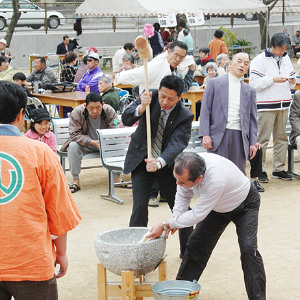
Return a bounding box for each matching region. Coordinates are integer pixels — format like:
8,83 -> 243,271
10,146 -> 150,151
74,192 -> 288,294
87,58 -> 94,62
171,52 -> 185,60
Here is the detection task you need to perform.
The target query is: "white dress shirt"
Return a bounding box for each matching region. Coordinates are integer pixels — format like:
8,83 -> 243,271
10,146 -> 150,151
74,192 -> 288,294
168,153 -> 250,229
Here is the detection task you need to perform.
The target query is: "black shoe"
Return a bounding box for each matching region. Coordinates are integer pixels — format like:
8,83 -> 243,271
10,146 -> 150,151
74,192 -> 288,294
253,180 -> 265,192
159,194 -> 167,202
258,172 -> 269,183
272,171 -> 293,180
148,198 -> 159,207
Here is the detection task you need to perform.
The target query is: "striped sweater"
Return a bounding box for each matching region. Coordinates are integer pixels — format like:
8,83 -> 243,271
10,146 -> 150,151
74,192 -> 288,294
249,49 -> 296,111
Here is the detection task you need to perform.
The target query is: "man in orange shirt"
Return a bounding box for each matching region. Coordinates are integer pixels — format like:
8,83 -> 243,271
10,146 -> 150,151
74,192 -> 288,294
208,29 -> 228,62
0,81 -> 81,300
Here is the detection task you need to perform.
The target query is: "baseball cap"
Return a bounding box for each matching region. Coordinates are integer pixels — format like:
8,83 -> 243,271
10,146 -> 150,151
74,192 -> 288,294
88,52 -> 100,60
0,39 -> 7,45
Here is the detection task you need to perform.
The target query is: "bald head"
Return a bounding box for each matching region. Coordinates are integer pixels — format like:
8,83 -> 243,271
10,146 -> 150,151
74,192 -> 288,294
230,52 -> 250,78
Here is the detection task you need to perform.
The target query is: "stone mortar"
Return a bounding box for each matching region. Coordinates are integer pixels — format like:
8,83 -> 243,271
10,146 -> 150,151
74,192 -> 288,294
94,227 -> 166,276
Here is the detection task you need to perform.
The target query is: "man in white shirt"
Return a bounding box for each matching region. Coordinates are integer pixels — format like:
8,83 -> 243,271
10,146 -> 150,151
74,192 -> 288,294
148,152 -> 266,300
199,52 -> 258,175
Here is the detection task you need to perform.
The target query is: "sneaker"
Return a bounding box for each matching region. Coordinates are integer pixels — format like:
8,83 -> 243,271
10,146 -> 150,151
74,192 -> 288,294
272,171 -> 293,181
258,172 -> 269,183
159,194 -> 167,202
253,180 -> 265,192
148,198 -> 159,207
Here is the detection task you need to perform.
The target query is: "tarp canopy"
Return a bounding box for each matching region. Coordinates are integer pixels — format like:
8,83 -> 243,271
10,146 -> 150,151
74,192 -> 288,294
76,0 -> 267,17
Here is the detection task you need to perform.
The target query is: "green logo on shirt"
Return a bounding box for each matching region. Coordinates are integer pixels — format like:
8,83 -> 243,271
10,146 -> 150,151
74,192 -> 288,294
0,152 -> 24,205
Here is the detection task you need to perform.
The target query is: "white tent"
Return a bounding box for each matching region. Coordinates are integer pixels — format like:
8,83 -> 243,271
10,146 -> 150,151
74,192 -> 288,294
76,0 -> 267,17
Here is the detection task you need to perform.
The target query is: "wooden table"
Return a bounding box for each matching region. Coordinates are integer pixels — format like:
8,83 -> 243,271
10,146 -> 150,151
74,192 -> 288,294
32,91 -> 86,118
29,53 -> 84,73
182,86 -> 205,120
114,83 -> 134,89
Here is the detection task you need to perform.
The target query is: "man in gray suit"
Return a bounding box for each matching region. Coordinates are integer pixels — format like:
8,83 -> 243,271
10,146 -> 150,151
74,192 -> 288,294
199,52 -> 258,175
290,91 -> 300,157
122,75 -> 194,258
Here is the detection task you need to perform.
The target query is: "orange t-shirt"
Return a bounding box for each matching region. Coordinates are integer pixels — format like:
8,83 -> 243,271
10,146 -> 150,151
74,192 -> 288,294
0,135 -> 81,281
209,38 -> 228,62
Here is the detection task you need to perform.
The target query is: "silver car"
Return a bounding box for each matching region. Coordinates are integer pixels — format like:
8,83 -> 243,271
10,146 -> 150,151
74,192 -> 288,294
0,0 -> 65,30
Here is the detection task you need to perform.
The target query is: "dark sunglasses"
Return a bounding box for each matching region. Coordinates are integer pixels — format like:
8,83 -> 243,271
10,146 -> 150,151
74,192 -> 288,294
87,58 -> 94,62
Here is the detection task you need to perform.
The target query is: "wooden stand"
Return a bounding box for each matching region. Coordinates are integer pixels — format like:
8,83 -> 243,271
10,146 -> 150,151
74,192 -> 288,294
97,260 -> 167,300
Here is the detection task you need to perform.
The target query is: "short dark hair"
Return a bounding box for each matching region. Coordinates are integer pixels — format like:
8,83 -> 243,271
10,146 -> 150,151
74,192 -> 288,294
153,23 -> 160,31
0,81 -> 27,124
36,56 -> 46,65
85,92 -> 103,105
270,32 -> 291,48
199,47 -> 210,55
174,152 -> 206,182
0,56 -> 8,66
214,29 -> 224,38
82,55 -> 88,65
159,75 -> 184,96
13,72 -> 26,81
179,21 -> 186,28
183,28 -> 189,36
63,35 -> 69,40
169,40 -> 188,52
65,51 -> 78,64
124,43 -> 134,51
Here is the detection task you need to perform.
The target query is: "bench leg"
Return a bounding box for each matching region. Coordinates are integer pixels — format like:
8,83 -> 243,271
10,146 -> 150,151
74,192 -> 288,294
61,156 -> 66,174
100,170 -> 124,205
288,146 -> 300,178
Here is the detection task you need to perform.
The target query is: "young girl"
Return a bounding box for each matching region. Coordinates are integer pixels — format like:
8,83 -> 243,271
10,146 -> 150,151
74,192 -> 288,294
25,107 -> 57,153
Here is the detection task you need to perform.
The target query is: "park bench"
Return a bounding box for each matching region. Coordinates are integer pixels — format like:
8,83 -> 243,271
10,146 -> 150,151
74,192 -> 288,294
52,118 -> 100,173
95,46 -> 122,68
286,120 -> 300,178
97,121 -> 205,205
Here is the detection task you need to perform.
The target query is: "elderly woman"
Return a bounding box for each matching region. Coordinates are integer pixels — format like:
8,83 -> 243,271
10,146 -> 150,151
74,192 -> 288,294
216,53 -> 229,76
60,51 -> 78,82
113,53 -> 137,76
202,62 -> 218,86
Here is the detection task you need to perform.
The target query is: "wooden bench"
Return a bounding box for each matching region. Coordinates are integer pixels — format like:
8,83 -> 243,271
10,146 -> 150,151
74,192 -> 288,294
97,121 -> 205,205
286,120 -> 300,178
52,118 -> 100,173
96,46 -> 122,68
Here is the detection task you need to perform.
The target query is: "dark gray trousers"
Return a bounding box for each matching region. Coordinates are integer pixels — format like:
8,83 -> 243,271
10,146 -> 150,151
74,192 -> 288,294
176,183 -> 266,300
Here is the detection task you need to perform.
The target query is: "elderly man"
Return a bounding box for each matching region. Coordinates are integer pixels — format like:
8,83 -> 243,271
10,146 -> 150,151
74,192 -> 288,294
291,30 -> 300,58
289,91 -> 300,158
148,152 -> 266,300
114,41 -> 195,94
250,32 -> 296,182
112,42 -> 135,72
209,29 -> 228,62
122,75 -> 194,258
56,35 -> 74,55
0,38 -> 13,62
61,92 -> 120,192
200,52 -> 258,177
26,56 -> 58,89
76,52 -> 104,93
98,77 -> 120,112
0,81 -> 81,300
0,56 -> 14,81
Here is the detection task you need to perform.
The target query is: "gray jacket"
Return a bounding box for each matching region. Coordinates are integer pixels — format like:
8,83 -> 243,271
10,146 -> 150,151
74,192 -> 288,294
26,66 -> 58,89
289,91 -> 300,144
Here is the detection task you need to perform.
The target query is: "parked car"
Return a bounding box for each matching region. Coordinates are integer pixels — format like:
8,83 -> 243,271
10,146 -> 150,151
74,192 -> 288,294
0,0 -> 65,30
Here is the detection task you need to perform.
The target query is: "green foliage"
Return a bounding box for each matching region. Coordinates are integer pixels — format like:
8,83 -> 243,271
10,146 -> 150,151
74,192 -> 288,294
235,38 -> 252,47
219,26 -> 237,47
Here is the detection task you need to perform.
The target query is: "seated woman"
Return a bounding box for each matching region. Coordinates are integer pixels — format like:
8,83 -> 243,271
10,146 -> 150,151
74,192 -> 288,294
60,51 -> 78,82
113,53 -> 137,78
216,53 -> 229,76
202,62 -> 218,86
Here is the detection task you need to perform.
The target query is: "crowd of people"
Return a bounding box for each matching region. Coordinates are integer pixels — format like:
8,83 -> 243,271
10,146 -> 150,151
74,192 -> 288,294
0,25 -> 300,300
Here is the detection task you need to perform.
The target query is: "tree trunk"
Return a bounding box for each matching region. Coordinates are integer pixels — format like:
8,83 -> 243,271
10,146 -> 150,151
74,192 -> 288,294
4,0 -> 21,48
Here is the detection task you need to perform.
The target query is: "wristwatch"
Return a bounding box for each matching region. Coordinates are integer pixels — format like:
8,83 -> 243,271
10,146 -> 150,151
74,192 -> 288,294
156,160 -> 162,170
162,220 -> 169,232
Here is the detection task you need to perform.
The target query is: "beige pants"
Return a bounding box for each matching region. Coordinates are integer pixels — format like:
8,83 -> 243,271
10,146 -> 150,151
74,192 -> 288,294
257,109 -> 288,172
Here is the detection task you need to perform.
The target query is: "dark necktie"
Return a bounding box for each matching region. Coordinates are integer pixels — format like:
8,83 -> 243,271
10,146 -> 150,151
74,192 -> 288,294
151,110 -> 166,158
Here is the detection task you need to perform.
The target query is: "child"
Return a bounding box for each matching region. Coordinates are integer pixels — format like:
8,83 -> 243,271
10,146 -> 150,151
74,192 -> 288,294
13,72 -> 31,96
24,107 -> 57,153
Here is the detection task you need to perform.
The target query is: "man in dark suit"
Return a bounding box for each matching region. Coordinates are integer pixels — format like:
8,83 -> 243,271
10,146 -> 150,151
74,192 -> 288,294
199,52 -> 258,176
122,75 -> 193,257
56,35 -> 74,55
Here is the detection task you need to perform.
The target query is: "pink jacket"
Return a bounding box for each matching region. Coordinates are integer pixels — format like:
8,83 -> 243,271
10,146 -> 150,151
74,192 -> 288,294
24,130 -> 57,153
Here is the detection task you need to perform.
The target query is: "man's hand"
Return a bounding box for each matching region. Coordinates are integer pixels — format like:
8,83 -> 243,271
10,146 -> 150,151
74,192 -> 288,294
145,157 -> 159,172
138,91 -> 152,115
273,76 -> 288,83
249,145 -> 257,160
148,223 -> 165,239
55,253 -> 68,278
202,135 -> 212,149
90,140 -> 100,149
188,63 -> 196,71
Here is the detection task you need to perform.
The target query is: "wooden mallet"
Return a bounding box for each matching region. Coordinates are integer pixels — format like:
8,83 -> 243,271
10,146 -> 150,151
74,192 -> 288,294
135,35 -> 153,159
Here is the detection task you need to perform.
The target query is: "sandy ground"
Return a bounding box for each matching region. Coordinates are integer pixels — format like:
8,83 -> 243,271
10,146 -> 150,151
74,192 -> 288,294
55,148 -> 300,300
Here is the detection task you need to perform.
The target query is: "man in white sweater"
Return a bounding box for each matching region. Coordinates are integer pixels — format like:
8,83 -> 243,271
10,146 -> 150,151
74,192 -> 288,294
148,152 -> 266,300
250,32 -> 296,182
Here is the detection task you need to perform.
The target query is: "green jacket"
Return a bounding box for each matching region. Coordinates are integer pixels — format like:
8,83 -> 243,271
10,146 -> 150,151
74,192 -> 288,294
102,87 -> 120,112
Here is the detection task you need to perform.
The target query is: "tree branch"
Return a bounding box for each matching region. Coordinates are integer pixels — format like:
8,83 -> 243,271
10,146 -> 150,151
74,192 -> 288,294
4,0 -> 21,47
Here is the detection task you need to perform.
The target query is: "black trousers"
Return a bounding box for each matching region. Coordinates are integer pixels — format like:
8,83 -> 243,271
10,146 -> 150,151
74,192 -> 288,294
250,148 -> 263,179
177,183 -> 266,300
129,160 -> 193,256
